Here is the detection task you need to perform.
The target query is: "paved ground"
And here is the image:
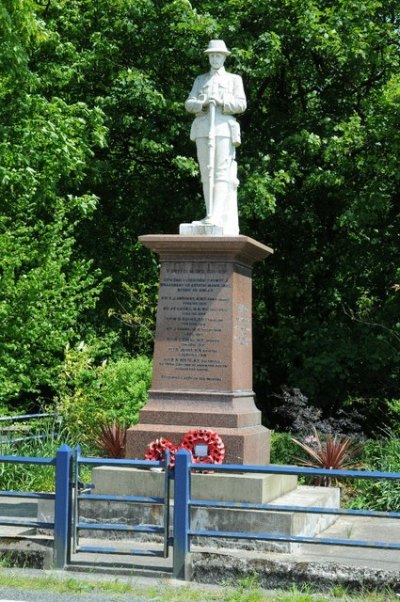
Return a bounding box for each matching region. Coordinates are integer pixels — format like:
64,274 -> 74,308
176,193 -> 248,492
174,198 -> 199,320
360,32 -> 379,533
294,515 -> 400,570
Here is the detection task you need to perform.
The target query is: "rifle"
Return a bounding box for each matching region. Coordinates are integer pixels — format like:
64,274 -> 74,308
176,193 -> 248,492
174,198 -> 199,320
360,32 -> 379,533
206,99 -> 216,221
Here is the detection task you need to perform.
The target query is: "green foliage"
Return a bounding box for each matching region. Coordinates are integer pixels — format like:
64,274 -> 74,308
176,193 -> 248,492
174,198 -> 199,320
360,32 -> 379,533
0,427 -> 72,492
0,213 -> 103,402
108,280 -> 158,355
386,399 -> 400,434
270,432 -> 300,466
0,1 -> 106,406
227,0 -> 400,412
38,0 -> 399,418
1,0 -> 400,428
57,342 -> 152,441
348,431 -> 400,512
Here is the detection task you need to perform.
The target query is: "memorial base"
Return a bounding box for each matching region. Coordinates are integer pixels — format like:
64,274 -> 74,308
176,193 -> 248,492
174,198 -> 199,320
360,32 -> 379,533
126,423 -> 270,465
73,468 -> 340,554
179,223 -> 223,235
126,235 -> 273,465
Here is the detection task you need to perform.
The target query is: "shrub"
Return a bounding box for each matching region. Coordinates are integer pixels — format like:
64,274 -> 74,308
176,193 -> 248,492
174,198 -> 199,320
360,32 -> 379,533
291,428 -> 362,486
56,343 -> 152,443
270,432 -> 300,465
272,387 -> 364,437
386,399 -> 400,434
0,427 -> 74,492
92,421 -> 127,458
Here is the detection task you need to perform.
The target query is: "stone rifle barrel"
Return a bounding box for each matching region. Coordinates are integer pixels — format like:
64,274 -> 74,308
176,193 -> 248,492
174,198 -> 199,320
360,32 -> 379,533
207,100 -> 216,220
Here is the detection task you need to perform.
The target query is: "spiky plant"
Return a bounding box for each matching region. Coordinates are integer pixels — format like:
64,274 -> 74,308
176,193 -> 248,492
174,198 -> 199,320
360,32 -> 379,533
92,421 -> 127,458
292,428 -> 361,486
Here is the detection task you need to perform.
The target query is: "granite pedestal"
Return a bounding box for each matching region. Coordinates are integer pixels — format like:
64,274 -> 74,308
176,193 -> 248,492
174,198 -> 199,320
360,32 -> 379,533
126,235 -> 273,465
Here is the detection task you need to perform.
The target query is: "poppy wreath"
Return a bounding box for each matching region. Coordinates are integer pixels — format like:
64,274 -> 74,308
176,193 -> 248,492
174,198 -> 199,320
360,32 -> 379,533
180,429 -> 225,464
145,437 -> 176,467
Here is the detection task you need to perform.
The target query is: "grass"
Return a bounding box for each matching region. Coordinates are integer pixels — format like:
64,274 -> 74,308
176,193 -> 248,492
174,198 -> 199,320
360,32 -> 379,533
0,571 -> 397,601
0,427 -> 93,492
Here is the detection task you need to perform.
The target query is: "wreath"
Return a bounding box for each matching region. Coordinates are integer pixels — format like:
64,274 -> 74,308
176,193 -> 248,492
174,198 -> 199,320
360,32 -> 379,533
180,429 -> 225,464
144,437 -> 176,467
145,430 -> 225,468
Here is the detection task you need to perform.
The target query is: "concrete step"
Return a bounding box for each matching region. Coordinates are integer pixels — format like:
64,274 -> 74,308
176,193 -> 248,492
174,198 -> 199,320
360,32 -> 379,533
0,498 -> 39,539
84,467 -> 339,552
190,485 -> 340,553
0,525 -> 36,537
0,499 -> 37,518
42,484 -> 339,554
91,466 -> 298,504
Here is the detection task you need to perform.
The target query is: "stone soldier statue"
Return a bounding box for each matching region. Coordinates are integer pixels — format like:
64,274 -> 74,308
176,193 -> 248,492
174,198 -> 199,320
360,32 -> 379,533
185,40 -> 246,235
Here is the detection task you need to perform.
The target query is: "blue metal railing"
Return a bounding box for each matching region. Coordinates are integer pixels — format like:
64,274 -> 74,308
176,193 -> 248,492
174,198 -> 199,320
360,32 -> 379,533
73,447 -> 172,559
172,448 -> 400,580
0,445 -> 72,569
1,445 -> 399,578
0,413 -> 61,446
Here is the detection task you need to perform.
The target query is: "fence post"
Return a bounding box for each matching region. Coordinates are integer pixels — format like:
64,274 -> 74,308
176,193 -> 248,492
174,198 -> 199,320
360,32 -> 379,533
173,448 -> 191,580
54,444 -> 72,569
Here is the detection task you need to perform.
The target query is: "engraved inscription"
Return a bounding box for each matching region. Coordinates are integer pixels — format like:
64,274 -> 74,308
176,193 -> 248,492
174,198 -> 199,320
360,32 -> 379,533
234,303 -> 251,347
157,262 -> 231,384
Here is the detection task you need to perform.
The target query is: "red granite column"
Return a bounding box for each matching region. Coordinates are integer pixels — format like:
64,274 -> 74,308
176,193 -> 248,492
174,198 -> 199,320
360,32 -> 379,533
126,235 -> 273,465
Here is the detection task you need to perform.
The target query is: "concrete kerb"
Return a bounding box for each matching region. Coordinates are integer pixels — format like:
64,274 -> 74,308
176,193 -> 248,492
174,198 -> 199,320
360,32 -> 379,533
0,534 -> 399,593
0,542 -> 399,593
0,537 -> 53,570
191,549 -> 400,593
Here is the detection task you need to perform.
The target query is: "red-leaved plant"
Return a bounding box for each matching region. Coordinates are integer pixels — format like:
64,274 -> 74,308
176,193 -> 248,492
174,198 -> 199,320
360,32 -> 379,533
93,421 -> 127,458
291,428 -> 361,486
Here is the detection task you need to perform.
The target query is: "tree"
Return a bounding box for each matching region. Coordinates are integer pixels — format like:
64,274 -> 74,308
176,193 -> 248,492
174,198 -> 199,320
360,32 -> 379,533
5,0 -> 400,426
0,1 -> 106,406
199,0 -> 400,417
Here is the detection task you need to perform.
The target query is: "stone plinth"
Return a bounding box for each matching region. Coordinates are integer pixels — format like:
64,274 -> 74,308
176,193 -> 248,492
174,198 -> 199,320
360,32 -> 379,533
126,235 -> 273,465
179,223 -> 223,235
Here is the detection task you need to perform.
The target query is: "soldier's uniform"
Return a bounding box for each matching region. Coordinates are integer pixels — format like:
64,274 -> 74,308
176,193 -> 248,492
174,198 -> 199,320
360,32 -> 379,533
185,64 -> 246,235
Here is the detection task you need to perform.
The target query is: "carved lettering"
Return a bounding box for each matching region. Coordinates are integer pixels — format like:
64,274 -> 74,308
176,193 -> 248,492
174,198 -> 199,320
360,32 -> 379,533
156,262 -> 233,384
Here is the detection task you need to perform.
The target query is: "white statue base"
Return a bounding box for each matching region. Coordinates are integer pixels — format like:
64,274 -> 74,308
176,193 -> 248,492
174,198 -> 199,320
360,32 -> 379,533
179,223 -> 224,236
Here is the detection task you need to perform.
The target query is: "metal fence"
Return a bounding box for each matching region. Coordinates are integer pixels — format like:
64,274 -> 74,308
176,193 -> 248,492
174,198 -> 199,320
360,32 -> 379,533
0,444 -> 72,569
72,446 -> 171,559
173,448 -> 400,580
0,445 -> 399,579
0,412 -> 60,448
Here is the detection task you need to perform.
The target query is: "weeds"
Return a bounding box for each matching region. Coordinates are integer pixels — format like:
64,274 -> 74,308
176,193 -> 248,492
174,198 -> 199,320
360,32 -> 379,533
347,430 -> 400,511
0,570 -> 397,601
224,574 -> 263,602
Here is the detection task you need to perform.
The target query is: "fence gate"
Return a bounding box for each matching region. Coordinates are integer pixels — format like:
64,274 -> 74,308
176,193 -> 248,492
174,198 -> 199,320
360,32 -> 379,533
71,447 -> 171,562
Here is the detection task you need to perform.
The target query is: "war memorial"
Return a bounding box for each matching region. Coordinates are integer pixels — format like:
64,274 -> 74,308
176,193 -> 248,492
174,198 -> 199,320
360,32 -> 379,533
124,39 -> 272,465
92,41 -> 339,547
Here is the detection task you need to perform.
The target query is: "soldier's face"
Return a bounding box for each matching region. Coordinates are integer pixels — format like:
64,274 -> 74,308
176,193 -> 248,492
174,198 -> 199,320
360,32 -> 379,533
209,53 -> 226,70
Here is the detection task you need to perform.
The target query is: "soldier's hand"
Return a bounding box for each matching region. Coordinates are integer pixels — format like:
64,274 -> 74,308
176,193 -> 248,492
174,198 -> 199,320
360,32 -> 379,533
198,93 -> 210,109
209,94 -> 223,106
